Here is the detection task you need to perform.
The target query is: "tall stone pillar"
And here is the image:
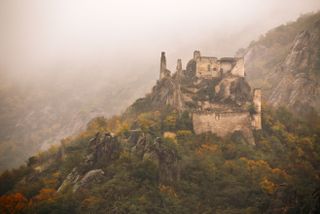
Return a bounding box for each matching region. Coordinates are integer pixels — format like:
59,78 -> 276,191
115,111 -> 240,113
160,52 -> 167,79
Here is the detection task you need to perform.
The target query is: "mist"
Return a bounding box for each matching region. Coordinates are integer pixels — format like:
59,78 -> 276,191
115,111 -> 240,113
1,0 -> 320,77
0,0 -> 320,170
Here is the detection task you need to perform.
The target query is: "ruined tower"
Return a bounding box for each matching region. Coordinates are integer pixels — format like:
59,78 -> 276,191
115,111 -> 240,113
174,59 -> 183,110
160,52 -> 167,79
193,50 -> 201,60
176,59 -> 182,76
252,89 -> 262,129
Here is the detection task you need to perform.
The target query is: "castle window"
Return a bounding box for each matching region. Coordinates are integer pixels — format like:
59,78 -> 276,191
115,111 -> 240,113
207,64 -> 211,71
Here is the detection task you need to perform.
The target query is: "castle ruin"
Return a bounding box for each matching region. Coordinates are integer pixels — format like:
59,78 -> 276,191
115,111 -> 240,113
158,51 -> 261,144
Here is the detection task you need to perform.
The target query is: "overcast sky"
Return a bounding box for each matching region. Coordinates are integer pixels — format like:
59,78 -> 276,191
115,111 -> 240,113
0,0 -> 320,77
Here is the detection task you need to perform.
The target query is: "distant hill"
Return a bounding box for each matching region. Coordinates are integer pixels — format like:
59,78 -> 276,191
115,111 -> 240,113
237,12 -> 320,115
0,68 -> 155,171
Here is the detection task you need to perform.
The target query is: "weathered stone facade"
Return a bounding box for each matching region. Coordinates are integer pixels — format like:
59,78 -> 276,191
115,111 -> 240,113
193,111 -> 250,136
192,111 -> 255,144
193,51 -> 245,79
155,51 -> 261,143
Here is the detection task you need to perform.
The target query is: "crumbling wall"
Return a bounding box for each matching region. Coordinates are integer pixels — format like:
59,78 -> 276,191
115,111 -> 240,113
192,111 -> 255,144
195,57 -> 220,78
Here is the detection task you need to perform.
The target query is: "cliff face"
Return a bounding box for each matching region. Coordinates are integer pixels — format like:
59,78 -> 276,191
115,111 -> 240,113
239,12 -> 320,115
268,24 -> 320,113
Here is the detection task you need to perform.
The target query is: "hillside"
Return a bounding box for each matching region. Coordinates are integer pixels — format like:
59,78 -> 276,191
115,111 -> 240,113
0,52 -> 320,213
237,12 -> 320,115
0,102 -> 319,213
1,11 -> 320,214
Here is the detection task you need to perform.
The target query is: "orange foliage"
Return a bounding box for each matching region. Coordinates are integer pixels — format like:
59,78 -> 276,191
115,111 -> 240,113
31,188 -> 56,203
42,177 -> 58,187
0,193 -> 28,213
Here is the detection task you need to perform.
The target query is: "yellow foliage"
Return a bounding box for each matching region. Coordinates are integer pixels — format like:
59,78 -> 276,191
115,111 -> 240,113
115,121 -> 129,135
159,184 -> 177,198
52,171 -> 61,178
241,158 -> 272,172
271,168 -> 290,180
137,112 -> 160,129
196,143 -> 220,156
163,132 -> 177,143
259,177 -> 277,194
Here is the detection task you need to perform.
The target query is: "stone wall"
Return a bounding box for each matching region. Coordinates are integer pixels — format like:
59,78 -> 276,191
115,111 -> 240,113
195,57 -> 220,78
192,111 -> 253,137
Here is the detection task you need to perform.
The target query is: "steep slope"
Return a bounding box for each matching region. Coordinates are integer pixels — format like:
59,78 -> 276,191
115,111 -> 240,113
238,12 -> 320,115
0,100 -> 320,213
0,50 -> 319,212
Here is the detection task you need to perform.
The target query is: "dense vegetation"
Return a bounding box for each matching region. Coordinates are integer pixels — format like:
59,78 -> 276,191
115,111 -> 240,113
0,103 -> 319,213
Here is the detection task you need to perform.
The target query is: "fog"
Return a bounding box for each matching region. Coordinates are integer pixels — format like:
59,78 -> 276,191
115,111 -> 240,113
0,0 -> 320,170
1,0 -> 320,77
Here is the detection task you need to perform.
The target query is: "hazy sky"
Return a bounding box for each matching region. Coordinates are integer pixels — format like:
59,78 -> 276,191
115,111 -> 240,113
1,0 -> 320,77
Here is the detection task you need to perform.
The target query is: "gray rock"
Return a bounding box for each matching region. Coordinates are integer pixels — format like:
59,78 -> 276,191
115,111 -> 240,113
73,169 -> 104,192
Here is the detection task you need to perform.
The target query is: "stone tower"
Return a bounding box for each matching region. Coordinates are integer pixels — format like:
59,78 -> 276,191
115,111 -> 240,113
160,52 -> 167,79
252,88 -> 262,129
175,59 -> 183,110
193,50 -> 201,60
176,59 -> 182,75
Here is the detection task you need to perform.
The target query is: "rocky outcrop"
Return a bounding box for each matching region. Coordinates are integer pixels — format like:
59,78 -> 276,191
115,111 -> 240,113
129,130 -> 180,184
268,23 -> 320,114
85,132 -> 120,166
240,13 -> 320,115
73,169 -> 104,192
57,168 -> 105,193
150,137 -> 180,184
57,168 -> 80,193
